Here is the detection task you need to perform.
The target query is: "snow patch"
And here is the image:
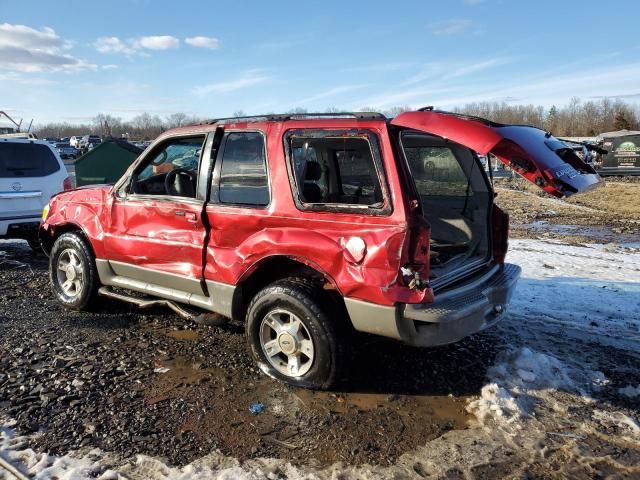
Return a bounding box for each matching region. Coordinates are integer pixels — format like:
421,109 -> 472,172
1,422 -> 115,479
506,239 -> 640,352
468,347 -> 579,428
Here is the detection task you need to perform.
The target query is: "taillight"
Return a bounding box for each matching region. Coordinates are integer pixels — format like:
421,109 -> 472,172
492,204 -> 509,263
399,221 -> 430,290
63,177 -> 73,191
408,225 -> 430,266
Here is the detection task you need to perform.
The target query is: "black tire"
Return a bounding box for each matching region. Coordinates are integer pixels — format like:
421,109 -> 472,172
49,232 -> 100,310
246,278 -> 347,390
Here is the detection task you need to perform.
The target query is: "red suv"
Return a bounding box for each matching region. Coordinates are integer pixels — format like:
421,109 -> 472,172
40,110 -> 602,389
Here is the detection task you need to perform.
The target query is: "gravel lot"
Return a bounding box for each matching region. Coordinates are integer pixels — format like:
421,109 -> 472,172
1,177 -> 639,479
0,241 -> 500,469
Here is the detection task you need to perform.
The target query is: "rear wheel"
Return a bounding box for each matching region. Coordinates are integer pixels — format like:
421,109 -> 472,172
246,278 -> 347,390
49,232 -> 100,310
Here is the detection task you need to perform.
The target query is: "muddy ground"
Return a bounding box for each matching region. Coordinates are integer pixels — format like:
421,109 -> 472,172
0,243 -> 490,469
1,177 -> 639,479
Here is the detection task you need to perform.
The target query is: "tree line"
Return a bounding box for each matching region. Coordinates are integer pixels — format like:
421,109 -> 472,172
34,98 -> 639,140
454,98 -> 639,137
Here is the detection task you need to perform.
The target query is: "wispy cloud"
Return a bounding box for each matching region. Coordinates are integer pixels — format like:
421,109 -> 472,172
402,57 -> 514,86
589,92 -> 640,99
360,62 -> 640,110
192,70 -> 271,96
297,85 -> 369,104
185,36 -> 219,50
345,62 -> 416,74
443,58 -> 514,79
429,19 -> 472,36
353,86 -> 457,111
464,0 -> 485,5
0,23 -> 96,72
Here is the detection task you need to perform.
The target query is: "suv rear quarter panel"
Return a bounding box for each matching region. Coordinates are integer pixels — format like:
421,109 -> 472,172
204,120 -> 424,306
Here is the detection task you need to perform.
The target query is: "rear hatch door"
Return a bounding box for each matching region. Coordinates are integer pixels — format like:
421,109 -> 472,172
0,141 -> 62,220
391,110 -> 603,197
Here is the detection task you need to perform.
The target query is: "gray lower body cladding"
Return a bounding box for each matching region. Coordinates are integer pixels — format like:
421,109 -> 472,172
95,258 -> 521,348
95,259 -> 235,319
345,263 -> 521,347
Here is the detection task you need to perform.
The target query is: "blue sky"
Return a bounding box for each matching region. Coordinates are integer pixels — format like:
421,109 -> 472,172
2,0 -> 640,124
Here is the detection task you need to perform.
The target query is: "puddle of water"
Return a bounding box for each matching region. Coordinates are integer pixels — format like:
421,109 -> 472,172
293,389 -> 471,429
513,221 -> 639,243
141,321 -> 200,341
146,355 -> 226,405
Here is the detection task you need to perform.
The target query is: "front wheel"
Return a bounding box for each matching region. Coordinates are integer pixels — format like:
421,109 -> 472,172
246,278 -> 347,390
49,232 -> 100,310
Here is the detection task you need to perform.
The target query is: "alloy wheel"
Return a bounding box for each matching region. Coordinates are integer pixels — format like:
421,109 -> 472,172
259,309 -> 315,377
56,248 -> 84,298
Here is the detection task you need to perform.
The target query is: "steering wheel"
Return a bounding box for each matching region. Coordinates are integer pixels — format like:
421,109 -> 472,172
164,168 -> 197,197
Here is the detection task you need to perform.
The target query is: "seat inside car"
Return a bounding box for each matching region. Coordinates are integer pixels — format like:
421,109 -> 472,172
302,161 -> 323,202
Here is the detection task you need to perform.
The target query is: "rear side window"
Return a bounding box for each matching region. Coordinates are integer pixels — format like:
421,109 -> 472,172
218,132 -> 269,206
287,132 -> 386,211
0,143 -> 60,178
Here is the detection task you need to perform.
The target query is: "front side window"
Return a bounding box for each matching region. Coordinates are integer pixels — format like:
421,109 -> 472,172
288,133 -> 385,209
132,136 -> 204,198
218,132 -> 269,206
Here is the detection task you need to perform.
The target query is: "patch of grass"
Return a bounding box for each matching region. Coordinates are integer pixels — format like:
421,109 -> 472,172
494,177 -> 640,221
565,182 -> 640,219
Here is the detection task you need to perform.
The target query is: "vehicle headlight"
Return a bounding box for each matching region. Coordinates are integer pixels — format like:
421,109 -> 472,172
42,203 -> 50,222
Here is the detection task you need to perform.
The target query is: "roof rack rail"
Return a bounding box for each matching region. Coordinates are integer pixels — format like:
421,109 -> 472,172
198,111 -> 386,126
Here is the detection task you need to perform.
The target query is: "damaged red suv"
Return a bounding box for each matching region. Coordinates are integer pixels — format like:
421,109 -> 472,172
40,110 -> 602,389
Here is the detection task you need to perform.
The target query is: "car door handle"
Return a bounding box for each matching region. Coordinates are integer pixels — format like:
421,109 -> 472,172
176,210 -> 198,223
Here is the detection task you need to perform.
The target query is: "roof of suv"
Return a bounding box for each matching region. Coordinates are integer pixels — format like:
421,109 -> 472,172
197,111 -> 387,126
0,136 -> 58,147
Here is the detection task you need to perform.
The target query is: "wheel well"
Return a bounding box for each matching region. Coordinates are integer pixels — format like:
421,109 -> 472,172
231,256 -> 345,322
41,224 -> 92,257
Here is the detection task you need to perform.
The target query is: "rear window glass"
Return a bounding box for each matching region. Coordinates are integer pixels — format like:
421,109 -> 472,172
0,143 -> 60,178
401,133 -> 471,197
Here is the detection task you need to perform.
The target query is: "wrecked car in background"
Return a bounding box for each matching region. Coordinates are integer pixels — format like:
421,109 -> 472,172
39,110 -> 603,389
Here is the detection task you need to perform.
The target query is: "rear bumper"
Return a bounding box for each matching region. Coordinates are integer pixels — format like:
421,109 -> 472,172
0,218 -> 40,237
344,263 -> 521,347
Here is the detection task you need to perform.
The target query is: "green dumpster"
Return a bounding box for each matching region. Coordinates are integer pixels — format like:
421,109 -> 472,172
74,139 -> 143,186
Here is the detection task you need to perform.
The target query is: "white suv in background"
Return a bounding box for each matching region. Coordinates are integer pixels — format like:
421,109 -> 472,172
0,138 -> 71,250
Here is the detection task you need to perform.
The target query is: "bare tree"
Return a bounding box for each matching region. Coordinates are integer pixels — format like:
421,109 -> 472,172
165,113 -> 189,128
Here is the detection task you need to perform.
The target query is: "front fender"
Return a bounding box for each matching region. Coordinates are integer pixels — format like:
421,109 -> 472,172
40,188 -> 110,257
